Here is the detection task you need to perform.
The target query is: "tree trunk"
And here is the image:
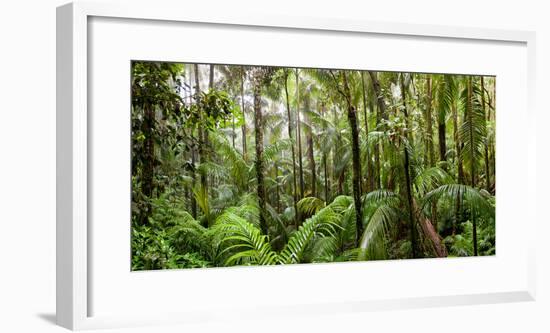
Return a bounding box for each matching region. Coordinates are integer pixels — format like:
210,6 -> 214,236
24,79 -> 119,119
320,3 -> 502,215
337,169 -> 345,195
253,69 -> 269,236
438,81 -> 447,165
400,74 -> 417,258
283,72 -> 299,227
194,64 -> 206,190
323,153 -> 329,202
481,76 -> 491,192
360,72 -> 371,193
415,201 -> 447,258
209,64 -> 215,90
451,78 -> 462,234
141,101 -> 155,224
368,71 -> 383,189
400,74 -> 410,142
348,105 -> 363,245
331,106 -> 342,195
187,68 -> 197,219
320,102 -> 330,202
231,115 -> 236,148
467,76 -> 478,256
452,92 -> 464,184
467,77 -> 476,188
240,67 -> 247,161
305,99 -> 316,197
194,64 -> 209,225
438,122 -> 447,163
425,76 -> 436,166
295,69 -> 305,199
342,72 -> 363,245
190,149 -> 197,219
274,161 -> 280,213
403,137 -> 417,258
368,71 -> 387,121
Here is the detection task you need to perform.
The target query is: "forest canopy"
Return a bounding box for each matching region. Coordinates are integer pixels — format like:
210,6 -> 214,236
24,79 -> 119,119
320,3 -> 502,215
131,61 -> 496,271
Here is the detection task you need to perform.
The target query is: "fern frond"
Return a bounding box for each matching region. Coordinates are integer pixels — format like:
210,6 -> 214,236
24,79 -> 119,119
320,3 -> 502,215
212,211 -> 278,266
279,206 -> 341,264
297,196 -> 326,217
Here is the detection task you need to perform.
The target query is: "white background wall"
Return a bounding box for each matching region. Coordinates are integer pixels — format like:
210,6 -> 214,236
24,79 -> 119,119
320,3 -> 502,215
0,0 -> 547,332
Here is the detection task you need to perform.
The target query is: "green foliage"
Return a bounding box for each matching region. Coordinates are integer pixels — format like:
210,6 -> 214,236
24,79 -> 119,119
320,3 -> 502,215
131,195 -> 212,270
297,196 -> 325,217
211,211 -> 278,266
186,90 -> 236,131
279,205 -> 342,264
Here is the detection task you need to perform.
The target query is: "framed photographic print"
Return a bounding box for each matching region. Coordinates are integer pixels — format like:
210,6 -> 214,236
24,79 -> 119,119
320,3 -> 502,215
57,1 -> 536,330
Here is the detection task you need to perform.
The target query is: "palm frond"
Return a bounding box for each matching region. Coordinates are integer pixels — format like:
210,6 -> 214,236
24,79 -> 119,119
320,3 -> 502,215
413,166 -> 452,196
423,184 -> 494,217
297,196 -> 326,217
212,211 -> 278,266
279,206 -> 341,264
358,204 -> 397,260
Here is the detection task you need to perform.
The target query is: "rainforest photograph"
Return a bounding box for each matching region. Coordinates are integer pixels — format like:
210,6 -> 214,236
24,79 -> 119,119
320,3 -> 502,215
131,61 -> 496,271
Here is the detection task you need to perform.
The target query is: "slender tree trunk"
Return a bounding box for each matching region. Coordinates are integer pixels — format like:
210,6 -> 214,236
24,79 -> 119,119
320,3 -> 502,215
194,64 -> 206,188
209,64 -> 215,90
190,150 -> 197,219
320,102 -> 330,202
438,123 -> 447,163
348,104 -> 363,245
467,77 -> 476,188
307,132 -> 316,197
337,169 -> 345,195
467,77 -> 478,256
274,161 -> 280,213
438,79 -> 447,165
323,153 -> 329,202
481,76 -> 491,192
284,73 -> 299,227
331,106 -> 342,195
400,74 -> 410,142
305,99 -> 316,197
295,69 -> 305,199
194,64 -> 211,225
240,67 -> 247,161
187,69 -> 197,219
403,135 -> 417,258
368,71 -> 383,189
342,72 -> 363,245
231,115 -> 236,149
368,71 -> 387,121
451,87 -> 462,234
253,69 -> 269,236
453,194 -> 460,235
452,96 -> 464,184
428,78 -> 439,229
141,101 -> 154,224
400,74 -> 417,257
426,76 -> 436,166
360,72 -> 371,193
205,64 -> 214,163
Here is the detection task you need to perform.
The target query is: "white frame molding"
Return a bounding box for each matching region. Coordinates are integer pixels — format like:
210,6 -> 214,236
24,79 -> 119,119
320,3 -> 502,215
57,1 -> 537,330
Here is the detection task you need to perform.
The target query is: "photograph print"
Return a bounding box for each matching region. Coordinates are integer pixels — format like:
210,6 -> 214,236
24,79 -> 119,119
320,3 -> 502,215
131,61 -> 495,271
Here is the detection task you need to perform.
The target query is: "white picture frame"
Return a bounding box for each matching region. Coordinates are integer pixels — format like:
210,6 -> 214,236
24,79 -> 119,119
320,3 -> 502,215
57,1 -> 537,330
